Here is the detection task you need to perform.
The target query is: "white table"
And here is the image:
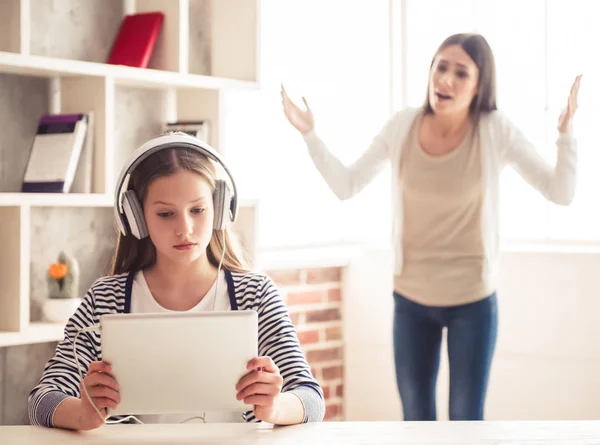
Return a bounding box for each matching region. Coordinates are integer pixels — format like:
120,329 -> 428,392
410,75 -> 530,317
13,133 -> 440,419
2,421 -> 600,444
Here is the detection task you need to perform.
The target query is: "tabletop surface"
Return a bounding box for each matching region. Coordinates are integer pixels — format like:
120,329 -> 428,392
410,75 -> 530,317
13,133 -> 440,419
3,420 -> 600,444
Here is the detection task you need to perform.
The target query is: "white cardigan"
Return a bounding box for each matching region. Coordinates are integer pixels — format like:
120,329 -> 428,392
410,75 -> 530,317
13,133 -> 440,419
303,107 -> 577,283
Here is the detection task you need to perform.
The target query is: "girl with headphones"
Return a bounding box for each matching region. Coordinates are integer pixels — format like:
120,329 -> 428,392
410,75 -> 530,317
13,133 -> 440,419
28,133 -> 325,430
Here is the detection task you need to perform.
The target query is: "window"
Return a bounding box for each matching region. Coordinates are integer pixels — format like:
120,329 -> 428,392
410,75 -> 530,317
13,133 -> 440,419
400,0 -> 591,243
223,0 -> 391,249
224,0 -> 593,250
546,0 -> 600,241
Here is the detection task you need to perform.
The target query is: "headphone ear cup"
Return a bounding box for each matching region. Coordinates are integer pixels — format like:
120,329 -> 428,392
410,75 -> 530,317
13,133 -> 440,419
213,180 -> 231,231
122,190 -> 149,239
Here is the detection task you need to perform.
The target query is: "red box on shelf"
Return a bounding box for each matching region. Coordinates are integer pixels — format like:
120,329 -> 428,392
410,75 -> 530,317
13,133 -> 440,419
107,12 -> 164,68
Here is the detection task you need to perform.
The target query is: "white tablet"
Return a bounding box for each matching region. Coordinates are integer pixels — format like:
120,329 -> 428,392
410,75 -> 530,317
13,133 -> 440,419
99,310 -> 258,416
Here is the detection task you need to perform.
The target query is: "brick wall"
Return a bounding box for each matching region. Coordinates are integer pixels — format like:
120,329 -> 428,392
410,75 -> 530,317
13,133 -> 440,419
266,266 -> 344,421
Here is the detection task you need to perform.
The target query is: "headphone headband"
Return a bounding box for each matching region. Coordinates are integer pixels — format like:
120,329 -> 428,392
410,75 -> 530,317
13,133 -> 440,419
113,134 -> 238,236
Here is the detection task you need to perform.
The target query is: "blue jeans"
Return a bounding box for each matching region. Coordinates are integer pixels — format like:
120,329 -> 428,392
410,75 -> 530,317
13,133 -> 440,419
392,291 -> 498,421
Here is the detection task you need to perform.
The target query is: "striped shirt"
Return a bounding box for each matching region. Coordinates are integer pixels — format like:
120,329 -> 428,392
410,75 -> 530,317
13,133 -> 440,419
28,270 -> 325,427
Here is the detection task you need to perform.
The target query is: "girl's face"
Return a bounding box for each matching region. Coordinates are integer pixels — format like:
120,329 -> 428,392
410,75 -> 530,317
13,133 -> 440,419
144,170 -> 214,265
428,44 -> 480,116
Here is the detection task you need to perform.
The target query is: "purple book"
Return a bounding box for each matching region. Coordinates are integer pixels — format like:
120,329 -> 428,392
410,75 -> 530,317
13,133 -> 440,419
22,113 -> 89,193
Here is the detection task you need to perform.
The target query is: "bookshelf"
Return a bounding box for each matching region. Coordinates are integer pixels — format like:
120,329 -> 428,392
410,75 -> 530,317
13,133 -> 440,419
0,51 -> 257,90
0,0 -> 261,347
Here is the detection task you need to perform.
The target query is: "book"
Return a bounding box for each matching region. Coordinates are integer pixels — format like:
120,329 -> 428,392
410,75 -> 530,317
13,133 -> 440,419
164,121 -> 210,143
70,111 -> 94,193
107,12 -> 164,68
21,113 -> 89,193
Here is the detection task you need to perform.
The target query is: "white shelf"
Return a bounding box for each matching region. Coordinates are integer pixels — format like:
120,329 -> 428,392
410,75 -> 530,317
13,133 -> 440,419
0,52 -> 258,91
0,193 -> 114,207
0,322 -> 64,348
0,0 -> 261,346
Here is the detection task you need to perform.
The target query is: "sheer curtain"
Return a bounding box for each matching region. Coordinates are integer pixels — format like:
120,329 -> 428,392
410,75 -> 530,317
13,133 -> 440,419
401,0 -> 591,243
223,0 -> 392,249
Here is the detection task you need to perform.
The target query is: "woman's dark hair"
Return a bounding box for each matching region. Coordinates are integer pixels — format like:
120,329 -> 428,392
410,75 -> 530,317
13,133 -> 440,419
424,33 -> 497,117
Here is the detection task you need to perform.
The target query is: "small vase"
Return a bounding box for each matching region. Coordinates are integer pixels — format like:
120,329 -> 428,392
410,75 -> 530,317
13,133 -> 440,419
42,298 -> 82,323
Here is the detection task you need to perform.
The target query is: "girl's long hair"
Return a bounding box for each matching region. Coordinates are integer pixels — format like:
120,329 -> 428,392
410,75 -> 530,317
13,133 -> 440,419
109,145 -> 249,275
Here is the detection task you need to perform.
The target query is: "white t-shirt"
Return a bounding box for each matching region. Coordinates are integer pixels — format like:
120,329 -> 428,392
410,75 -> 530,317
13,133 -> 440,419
130,269 -> 244,424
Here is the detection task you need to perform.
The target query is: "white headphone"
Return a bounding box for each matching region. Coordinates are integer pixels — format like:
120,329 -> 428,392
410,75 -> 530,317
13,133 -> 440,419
113,134 -> 238,239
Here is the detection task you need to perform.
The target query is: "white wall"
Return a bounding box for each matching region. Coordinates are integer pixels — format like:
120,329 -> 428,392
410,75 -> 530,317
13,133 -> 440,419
343,247 -> 600,421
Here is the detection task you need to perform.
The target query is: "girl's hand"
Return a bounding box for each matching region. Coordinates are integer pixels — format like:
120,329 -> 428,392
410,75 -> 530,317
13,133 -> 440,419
236,356 -> 283,424
77,361 -> 120,430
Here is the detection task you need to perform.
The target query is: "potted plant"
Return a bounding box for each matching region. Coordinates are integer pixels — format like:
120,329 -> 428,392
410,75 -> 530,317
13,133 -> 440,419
42,251 -> 82,323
